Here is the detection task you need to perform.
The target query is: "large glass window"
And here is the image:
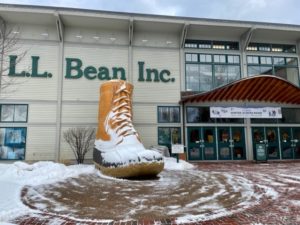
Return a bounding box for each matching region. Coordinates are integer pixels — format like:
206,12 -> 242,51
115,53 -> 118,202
247,56 -> 299,86
185,40 -> 239,50
0,104 -> 28,122
158,127 -> 181,149
186,54 -> 241,92
0,127 -> 26,160
247,43 -> 296,53
158,106 -> 180,123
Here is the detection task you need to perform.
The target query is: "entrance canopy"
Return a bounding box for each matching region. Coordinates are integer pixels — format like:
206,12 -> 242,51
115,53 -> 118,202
180,75 -> 300,105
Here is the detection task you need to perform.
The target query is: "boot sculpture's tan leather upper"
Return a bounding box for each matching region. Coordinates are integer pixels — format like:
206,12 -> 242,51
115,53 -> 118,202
94,80 -> 164,178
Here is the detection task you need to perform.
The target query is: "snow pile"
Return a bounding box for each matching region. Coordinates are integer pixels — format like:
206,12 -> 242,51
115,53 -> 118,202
163,157 -> 195,170
0,161 -> 94,221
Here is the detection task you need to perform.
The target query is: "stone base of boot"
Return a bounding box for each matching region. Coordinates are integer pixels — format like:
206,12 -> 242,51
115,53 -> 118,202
93,148 -> 164,178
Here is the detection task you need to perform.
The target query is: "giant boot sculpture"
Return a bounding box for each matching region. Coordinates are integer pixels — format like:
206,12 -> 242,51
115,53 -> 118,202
94,80 -> 164,178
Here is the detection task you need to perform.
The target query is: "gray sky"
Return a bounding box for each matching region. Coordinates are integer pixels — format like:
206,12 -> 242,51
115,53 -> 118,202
0,0 -> 300,25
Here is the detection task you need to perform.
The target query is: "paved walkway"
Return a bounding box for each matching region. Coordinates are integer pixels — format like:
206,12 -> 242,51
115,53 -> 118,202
10,162 -> 300,225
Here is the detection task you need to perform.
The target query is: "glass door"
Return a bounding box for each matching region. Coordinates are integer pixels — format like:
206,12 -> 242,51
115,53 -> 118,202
187,127 -> 202,160
280,127 -> 293,159
252,127 -> 280,160
266,127 -> 279,159
203,127 -> 217,160
292,128 -> 300,159
232,127 -> 246,160
218,127 -> 231,160
187,127 -> 217,160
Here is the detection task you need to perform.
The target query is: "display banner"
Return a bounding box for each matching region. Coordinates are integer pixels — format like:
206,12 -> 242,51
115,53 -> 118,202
210,107 -> 282,118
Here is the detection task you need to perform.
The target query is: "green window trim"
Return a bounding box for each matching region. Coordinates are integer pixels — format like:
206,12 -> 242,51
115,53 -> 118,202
0,104 -> 28,123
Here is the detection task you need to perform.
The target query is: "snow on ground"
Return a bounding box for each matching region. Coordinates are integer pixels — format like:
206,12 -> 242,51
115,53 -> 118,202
163,157 -> 195,170
0,157 -> 193,222
0,161 -> 94,221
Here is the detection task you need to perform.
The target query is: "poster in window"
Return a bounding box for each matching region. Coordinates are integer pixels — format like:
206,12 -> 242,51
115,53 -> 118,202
1,105 -> 14,122
14,105 -> 27,122
171,128 -> 181,144
158,127 -> 170,145
4,128 -> 26,147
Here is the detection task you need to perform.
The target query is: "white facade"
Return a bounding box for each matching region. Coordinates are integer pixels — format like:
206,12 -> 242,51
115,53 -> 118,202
0,4 -> 300,162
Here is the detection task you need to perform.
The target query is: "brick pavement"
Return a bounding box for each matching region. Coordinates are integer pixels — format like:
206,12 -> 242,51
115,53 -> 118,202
9,162 -> 300,225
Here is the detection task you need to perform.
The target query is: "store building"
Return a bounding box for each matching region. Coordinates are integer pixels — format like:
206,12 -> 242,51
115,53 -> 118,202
0,4 -> 299,162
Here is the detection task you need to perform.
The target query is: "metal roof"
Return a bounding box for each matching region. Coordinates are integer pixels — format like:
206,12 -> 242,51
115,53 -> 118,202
180,75 -> 300,105
1,3 -> 300,29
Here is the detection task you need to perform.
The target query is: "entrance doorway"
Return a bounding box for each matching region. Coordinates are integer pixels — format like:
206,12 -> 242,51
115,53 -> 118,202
187,127 -> 216,160
280,127 -> 300,159
218,127 -> 246,160
252,127 -> 280,160
187,127 -> 246,160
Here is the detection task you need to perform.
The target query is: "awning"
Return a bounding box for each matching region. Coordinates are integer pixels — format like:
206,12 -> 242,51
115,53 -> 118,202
180,75 -> 300,105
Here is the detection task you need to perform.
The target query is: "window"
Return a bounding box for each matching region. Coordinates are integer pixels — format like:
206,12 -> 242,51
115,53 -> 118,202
199,54 -> 212,63
247,56 -> 299,86
279,108 -> 300,123
0,127 -> 26,160
186,54 -> 241,91
185,40 -> 239,50
187,107 -> 213,123
247,43 -> 296,53
185,53 -> 198,62
158,127 -> 181,147
0,104 -> 28,122
158,106 -> 180,123
187,107 -> 244,123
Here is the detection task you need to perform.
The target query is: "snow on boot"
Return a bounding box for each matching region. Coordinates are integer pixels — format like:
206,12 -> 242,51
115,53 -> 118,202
93,80 -> 164,178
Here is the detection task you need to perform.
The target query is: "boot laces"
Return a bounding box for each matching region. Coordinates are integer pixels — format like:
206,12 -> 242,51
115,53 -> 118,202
105,82 -> 137,145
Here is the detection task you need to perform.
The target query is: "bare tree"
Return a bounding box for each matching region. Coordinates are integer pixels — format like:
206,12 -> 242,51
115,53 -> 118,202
0,16 -> 27,95
63,127 -> 96,164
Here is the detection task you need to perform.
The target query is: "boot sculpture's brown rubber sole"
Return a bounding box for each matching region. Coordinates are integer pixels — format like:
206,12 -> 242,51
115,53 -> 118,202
94,161 -> 164,178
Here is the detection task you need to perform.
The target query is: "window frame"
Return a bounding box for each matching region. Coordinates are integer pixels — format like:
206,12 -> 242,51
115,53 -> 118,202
0,104 -> 28,123
185,53 -> 241,92
157,127 -> 182,147
157,106 -> 181,123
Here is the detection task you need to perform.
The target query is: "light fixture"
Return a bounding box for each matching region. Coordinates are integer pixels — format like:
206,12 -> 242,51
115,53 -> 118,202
166,40 -> 172,45
109,37 -> 116,42
12,31 -> 19,34
40,32 -> 49,37
75,34 -> 83,39
93,36 -> 100,40
142,39 -> 148,43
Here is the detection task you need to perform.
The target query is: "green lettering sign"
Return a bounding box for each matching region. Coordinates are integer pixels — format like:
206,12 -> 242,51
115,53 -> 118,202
65,58 -> 83,79
98,67 -> 110,80
84,66 -> 97,80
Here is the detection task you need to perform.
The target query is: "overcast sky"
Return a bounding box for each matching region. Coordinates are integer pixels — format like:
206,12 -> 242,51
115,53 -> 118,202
0,0 -> 300,25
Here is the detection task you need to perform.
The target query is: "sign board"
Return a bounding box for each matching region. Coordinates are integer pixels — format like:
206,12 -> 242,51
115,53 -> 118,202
210,107 -> 282,119
171,144 -> 184,154
256,144 -> 267,161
